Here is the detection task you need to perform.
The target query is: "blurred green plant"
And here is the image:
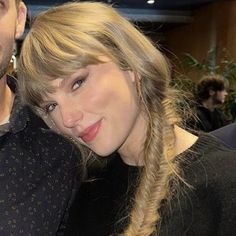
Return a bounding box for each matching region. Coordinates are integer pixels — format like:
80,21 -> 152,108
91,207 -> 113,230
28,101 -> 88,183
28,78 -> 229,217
183,46 -> 236,83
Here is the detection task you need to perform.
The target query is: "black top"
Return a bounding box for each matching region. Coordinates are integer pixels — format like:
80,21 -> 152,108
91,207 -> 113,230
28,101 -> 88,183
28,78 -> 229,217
188,105 -> 230,132
65,134 -> 236,236
0,76 -> 81,235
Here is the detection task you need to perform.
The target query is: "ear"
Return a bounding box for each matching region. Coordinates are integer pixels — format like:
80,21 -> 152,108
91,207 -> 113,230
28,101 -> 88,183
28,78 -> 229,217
15,2 -> 27,39
209,89 -> 216,96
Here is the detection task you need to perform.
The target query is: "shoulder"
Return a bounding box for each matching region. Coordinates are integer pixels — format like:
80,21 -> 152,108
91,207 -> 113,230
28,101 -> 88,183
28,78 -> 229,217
162,135 -> 236,235
180,135 -> 236,233
182,134 -> 236,185
16,107 -> 81,171
182,133 -> 236,201
23,107 -> 78,151
211,123 -> 236,149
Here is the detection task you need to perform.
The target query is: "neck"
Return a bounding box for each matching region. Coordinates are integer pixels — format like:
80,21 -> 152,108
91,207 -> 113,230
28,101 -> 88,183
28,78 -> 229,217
174,125 -> 198,156
117,108 -> 199,167
118,112 -> 147,167
0,76 -> 14,124
201,99 -> 215,111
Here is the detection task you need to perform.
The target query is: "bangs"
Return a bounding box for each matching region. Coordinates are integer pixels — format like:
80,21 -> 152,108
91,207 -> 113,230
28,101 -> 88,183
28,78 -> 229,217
18,20 -> 110,108
18,1 -> 169,110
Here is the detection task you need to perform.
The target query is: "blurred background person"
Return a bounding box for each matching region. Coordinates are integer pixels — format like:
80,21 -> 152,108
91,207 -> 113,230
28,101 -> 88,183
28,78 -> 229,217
188,74 -> 231,132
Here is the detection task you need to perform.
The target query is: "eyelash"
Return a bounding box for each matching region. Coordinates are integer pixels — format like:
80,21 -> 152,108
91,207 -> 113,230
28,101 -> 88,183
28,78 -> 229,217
42,75 -> 87,113
43,103 -> 57,114
72,77 -> 86,90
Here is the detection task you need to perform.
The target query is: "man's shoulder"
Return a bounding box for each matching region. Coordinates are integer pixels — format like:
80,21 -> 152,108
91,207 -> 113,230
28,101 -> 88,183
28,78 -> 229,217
211,123 -> 236,149
24,106 -> 49,129
17,106 -> 81,160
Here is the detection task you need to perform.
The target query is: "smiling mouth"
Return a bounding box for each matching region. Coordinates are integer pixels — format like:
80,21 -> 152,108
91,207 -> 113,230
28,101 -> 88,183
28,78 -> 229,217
80,120 -> 102,143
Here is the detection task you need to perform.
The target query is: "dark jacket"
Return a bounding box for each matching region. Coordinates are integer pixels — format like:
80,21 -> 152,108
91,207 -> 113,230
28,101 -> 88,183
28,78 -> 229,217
0,76 -> 81,235
188,105 -> 230,132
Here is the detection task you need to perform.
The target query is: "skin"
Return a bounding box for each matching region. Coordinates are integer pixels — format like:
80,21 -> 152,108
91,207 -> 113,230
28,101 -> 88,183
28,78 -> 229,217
202,89 -> 228,111
42,57 -> 147,166
42,55 -> 198,165
214,89 -> 228,104
0,0 -> 26,78
0,0 -> 26,121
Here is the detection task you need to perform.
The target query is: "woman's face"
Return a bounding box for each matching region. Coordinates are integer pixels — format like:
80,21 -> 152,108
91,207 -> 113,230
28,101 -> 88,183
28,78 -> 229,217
42,56 -> 146,157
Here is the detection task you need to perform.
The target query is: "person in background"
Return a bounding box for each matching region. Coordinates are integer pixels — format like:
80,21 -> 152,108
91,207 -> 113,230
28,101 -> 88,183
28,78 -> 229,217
0,0 -> 82,234
18,2 -> 236,236
189,74 -> 230,132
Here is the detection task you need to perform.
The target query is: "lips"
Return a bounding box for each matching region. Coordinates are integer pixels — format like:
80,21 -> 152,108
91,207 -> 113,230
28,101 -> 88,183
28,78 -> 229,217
80,120 -> 102,143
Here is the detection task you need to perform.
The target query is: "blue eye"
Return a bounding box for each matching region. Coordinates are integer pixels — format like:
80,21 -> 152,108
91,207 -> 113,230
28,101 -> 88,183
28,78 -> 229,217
72,77 -> 86,90
44,103 -> 57,113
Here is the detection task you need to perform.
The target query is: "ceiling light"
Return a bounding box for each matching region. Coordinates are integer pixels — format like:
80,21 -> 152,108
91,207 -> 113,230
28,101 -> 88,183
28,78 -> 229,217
147,0 -> 155,4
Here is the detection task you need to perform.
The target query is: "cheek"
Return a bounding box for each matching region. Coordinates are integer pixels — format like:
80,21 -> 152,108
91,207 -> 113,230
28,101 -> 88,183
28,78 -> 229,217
0,13 -> 17,37
84,86 -> 114,112
88,80 -> 139,126
0,28 -> 15,62
0,25 -> 15,47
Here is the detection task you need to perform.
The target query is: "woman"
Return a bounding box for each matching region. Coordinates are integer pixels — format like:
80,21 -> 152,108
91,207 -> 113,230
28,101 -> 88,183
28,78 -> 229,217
18,2 -> 236,236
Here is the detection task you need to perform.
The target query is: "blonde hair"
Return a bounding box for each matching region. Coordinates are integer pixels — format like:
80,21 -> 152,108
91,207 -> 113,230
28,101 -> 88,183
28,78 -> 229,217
18,2 -> 181,235
15,0 -> 21,7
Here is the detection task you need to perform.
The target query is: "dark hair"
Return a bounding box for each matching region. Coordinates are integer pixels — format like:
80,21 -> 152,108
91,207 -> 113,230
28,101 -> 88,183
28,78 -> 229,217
196,74 -> 227,102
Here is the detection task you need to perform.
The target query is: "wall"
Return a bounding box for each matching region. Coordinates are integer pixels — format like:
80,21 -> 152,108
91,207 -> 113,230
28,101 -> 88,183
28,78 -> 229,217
164,0 -> 236,81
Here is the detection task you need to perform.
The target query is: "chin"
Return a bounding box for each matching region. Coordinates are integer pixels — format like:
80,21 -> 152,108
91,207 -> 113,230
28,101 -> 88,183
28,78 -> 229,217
92,146 -> 117,157
94,150 -> 114,157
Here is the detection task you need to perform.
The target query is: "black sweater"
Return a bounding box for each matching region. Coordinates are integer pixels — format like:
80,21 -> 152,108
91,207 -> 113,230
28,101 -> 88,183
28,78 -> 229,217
65,134 -> 236,236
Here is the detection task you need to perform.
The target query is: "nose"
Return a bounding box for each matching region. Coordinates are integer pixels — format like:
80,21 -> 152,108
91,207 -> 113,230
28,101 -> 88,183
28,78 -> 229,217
60,106 -> 83,129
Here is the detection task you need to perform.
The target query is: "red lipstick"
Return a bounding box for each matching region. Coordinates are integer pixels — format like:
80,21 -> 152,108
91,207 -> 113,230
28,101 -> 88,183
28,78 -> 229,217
80,120 -> 101,143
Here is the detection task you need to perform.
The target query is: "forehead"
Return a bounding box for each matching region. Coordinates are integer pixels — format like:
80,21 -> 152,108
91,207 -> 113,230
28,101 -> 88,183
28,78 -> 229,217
5,0 -> 18,5
0,0 -> 17,9
0,0 -> 18,21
